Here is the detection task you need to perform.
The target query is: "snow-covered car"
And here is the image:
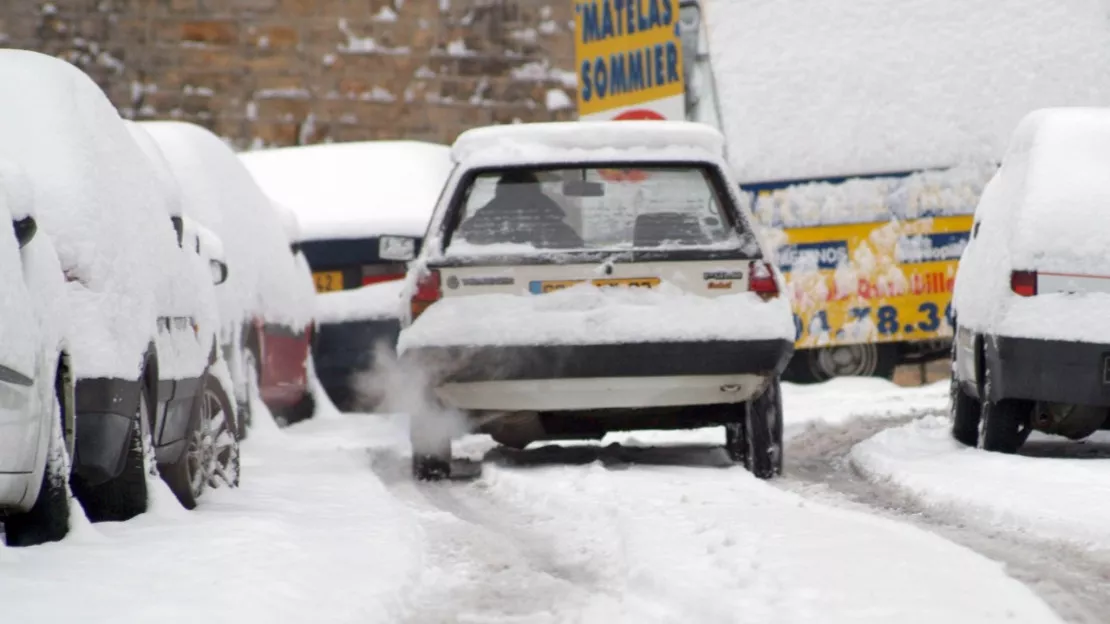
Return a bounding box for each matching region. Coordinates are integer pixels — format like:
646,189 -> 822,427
950,107 -> 1110,453
397,121 -> 796,480
239,141 -> 452,411
138,121 -> 317,429
0,50 -> 229,522
0,162 -> 74,546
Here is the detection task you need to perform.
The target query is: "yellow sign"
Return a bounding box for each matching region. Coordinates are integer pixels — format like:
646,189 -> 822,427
573,0 -> 685,118
778,215 -> 973,349
312,271 -> 344,293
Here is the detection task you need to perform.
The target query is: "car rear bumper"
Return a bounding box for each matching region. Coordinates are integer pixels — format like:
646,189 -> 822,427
73,377 -> 141,486
314,318 -> 401,410
406,339 -> 793,411
985,335 -> 1110,406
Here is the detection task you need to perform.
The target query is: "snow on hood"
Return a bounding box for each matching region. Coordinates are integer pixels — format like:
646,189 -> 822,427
140,120 -> 315,331
238,141 -> 453,242
398,283 -> 795,352
704,0 -> 1110,183
952,108 -> 1110,342
0,50 -> 199,379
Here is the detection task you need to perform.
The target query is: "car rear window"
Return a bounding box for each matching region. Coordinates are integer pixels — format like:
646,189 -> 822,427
445,165 -> 740,253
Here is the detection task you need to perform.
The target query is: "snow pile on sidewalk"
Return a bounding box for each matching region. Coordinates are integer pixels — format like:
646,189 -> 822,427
238,140 -> 453,241
704,0 -> 1110,182
398,283 -> 795,350
853,415 -> 1110,552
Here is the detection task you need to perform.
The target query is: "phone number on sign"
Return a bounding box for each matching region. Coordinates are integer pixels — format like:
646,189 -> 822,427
794,301 -> 955,341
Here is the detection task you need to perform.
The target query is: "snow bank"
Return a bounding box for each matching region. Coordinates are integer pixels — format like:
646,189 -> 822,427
0,50 -> 190,379
853,415 -> 1110,552
140,121 -> 315,332
239,141 -> 453,241
315,280 -> 405,325
952,108 -> 1110,342
703,0 -> 1110,183
398,283 -> 795,351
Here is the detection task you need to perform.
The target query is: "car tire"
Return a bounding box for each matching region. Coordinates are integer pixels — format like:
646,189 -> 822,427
950,378 -> 981,447
741,378 -> 784,479
72,380 -> 151,523
5,367 -> 73,547
274,391 -> 315,428
978,380 -> 1032,454
163,373 -> 240,509
410,418 -> 452,481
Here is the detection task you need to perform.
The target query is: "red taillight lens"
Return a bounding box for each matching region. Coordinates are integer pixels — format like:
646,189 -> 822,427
410,270 -> 441,321
1011,270 -> 1037,297
749,260 -> 779,300
361,273 -> 405,287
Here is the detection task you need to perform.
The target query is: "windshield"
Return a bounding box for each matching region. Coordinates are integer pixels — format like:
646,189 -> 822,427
446,165 -> 739,254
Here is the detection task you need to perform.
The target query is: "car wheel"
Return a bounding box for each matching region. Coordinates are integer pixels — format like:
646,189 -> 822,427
949,344 -> 981,445
410,417 -> 452,481
978,380 -> 1032,454
163,373 -> 240,509
72,379 -> 151,523
5,366 -> 73,547
742,378 -> 784,479
273,391 -> 315,428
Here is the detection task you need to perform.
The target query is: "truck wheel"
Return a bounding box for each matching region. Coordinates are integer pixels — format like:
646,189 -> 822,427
740,378 -> 784,479
978,387 -> 1032,454
785,344 -> 897,383
72,380 -> 151,522
5,372 -> 72,546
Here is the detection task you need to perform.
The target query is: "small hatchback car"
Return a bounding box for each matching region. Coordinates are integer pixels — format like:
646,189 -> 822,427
950,108 -> 1110,453
397,121 -> 796,481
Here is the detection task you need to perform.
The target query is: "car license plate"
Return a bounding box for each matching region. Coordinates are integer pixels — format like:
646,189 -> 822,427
313,271 -> 344,293
529,278 -> 660,294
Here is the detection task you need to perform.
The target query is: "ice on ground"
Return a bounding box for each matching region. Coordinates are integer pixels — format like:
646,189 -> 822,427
953,108 -> 1110,342
238,140 -> 453,241
853,415 -> 1110,552
398,284 -> 795,351
703,0 -> 1110,183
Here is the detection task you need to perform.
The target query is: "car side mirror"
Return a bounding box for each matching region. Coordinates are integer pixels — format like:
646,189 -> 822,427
211,259 -> 229,285
13,216 -> 36,249
379,235 -> 416,261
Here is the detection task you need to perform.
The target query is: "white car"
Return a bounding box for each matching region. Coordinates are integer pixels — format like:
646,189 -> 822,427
950,107 -> 1110,453
396,121 -> 796,480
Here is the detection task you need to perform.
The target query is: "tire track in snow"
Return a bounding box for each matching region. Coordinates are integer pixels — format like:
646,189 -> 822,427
367,448 -> 632,623
782,412 -> 1110,624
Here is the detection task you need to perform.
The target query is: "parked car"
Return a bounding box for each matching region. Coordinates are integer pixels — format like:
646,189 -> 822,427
0,50 -> 232,523
950,108 -> 1110,453
396,121 -> 796,480
139,121 -> 317,430
239,141 -> 452,412
0,161 -> 74,546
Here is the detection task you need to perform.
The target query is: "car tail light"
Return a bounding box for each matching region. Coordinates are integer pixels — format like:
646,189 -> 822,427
749,260 -> 779,300
410,270 -> 441,321
1011,270 -> 1037,297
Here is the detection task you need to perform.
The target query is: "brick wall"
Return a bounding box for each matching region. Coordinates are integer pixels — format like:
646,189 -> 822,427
0,0 -> 578,148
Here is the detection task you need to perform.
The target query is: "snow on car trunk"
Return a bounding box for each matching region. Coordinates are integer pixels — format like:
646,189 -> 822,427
952,108 -> 1110,343
138,121 -> 314,333
0,50 -> 186,379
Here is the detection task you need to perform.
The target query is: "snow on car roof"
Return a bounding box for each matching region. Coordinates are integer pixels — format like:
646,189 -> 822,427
450,121 -> 727,168
238,141 -> 453,241
140,120 -> 314,329
703,0 -> 1110,183
124,120 -> 184,218
1001,108 -> 1110,269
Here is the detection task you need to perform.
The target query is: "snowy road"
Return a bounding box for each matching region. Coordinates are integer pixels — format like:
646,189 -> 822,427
3,379 -> 1106,623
